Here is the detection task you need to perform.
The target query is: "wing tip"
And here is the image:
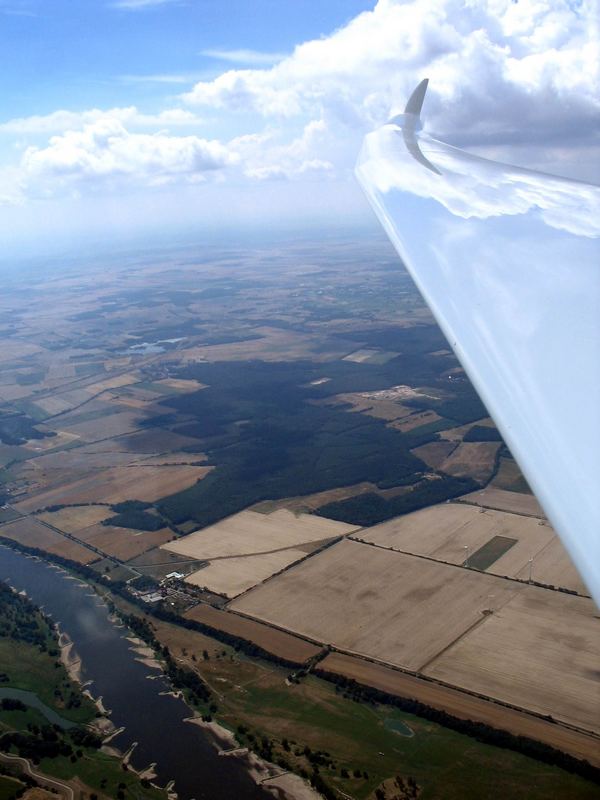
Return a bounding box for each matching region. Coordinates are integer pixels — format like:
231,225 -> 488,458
404,77 -> 429,117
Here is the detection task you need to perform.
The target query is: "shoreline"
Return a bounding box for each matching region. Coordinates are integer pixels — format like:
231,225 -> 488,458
184,716 -> 322,800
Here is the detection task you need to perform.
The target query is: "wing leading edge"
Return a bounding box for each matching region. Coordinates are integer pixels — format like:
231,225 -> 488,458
356,81 -> 600,607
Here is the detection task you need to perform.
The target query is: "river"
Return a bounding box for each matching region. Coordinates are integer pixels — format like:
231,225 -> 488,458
0,545 -> 270,800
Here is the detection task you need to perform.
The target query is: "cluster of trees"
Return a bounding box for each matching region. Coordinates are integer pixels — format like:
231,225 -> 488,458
463,425 -> 503,442
0,412 -> 53,446
102,500 -> 165,532
0,580 -> 49,650
317,475 -> 479,526
154,359 -> 435,527
103,510 -> 163,532
0,721 -> 102,767
117,611 -> 213,708
315,669 -> 600,785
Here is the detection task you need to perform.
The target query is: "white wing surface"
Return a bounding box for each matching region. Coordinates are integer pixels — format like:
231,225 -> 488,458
356,80 -> 600,606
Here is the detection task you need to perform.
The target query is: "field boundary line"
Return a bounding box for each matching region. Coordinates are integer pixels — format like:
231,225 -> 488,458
347,536 -> 589,598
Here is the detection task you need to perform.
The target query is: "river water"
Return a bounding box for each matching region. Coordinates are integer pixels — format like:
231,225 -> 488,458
0,545 -> 269,800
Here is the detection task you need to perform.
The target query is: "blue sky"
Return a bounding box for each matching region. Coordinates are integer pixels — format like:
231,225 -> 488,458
0,1 -> 373,117
0,0 -> 597,257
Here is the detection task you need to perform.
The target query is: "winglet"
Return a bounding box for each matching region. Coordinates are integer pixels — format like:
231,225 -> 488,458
404,77 -> 429,117
387,78 -> 440,175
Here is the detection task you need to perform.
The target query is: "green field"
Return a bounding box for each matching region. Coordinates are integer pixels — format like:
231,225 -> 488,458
468,535 -> 517,570
0,776 -> 24,800
147,616 -> 600,800
0,640 -> 94,726
39,749 -> 165,800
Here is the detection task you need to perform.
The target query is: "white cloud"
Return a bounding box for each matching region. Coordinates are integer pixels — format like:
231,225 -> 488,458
182,0 -> 600,159
238,118 -> 334,180
201,49 -> 288,66
0,107 -> 203,135
4,0 -> 599,218
20,118 -> 236,196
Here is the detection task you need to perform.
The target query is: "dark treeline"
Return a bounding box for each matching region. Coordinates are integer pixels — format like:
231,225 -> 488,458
314,669 -> 600,786
317,475 -> 479,527
0,580 -> 51,651
5,539 -> 594,788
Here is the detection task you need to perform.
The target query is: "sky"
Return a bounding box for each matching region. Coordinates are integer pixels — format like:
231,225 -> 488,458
0,0 -> 598,257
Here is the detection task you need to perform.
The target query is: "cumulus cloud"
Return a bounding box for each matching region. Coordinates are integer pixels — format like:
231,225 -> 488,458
235,118 -> 334,180
5,0 -> 599,209
20,118 -> 236,196
0,107 -> 203,135
182,0 -> 599,156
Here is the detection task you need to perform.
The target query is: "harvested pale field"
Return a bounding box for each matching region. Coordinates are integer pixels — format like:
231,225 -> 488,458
357,504 -> 555,576
388,410 -> 442,433
13,464 -> 212,512
439,442 -> 500,483
179,327 -> 339,363
108,391 -> 158,408
0,518 -> 95,564
38,505 -> 113,532
0,385 -> 34,402
162,509 -> 358,561
231,539 -> 521,672
253,482 -> 377,515
20,430 -> 80,453
343,348 -> 381,363
37,389 -> 101,416
322,393 -> 412,422
75,523 -> 173,561
155,378 -> 207,392
515,536 -> 589,595
19,448 -> 152,480
459,486 -> 544,518
128,452 -> 207,467
318,652 -> 600,766
57,411 -> 142,441
83,373 -> 139,394
411,441 -> 457,470
425,589 -> 600,733
184,604 -> 321,663
185,548 -> 308,598
439,417 -> 495,442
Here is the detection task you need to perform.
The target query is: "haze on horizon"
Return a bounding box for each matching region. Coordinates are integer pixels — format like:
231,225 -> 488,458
0,0 -> 598,258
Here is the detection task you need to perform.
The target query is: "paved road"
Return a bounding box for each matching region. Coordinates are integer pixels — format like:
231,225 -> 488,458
0,750 -> 76,800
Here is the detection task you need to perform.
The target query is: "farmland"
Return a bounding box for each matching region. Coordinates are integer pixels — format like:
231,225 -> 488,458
231,535 -> 599,735
162,508 -> 356,596
183,603 -> 322,662
162,509 -> 356,560
425,590 -> 600,732
356,503 -> 556,580
1,232 -> 597,797
231,538 -> 522,671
